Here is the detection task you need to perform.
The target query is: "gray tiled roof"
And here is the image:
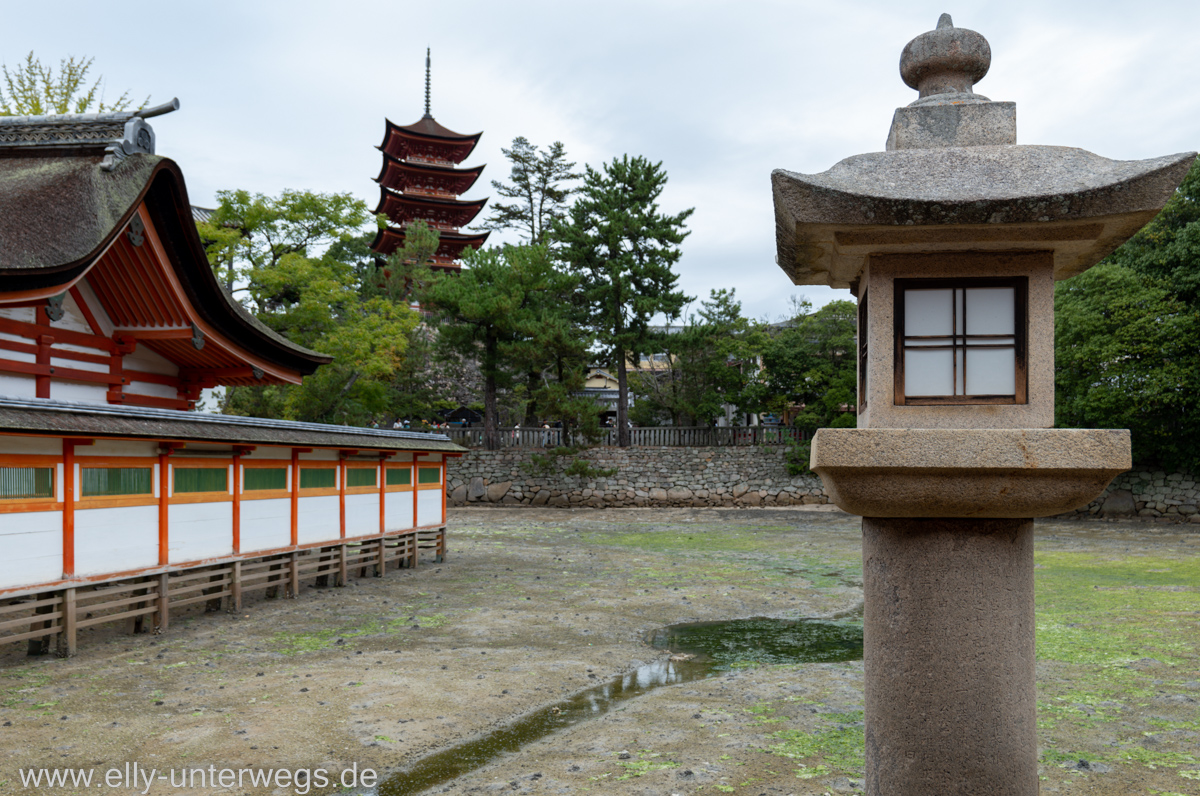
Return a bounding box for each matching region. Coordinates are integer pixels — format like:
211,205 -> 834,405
0,397 -> 465,453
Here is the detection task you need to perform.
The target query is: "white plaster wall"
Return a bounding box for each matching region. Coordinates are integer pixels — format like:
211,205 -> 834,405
0,307 -> 35,323
345,493 -> 379,538
0,510 -> 63,589
0,373 -> 36,399
296,495 -> 340,545
84,440 -> 159,457
168,501 -> 233,563
49,292 -> 95,336
239,498 -> 291,553
243,447 -> 291,461
417,490 -> 442,527
51,381 -> 108,403
75,279 -> 114,336
74,505 -> 158,576
123,344 -> 178,376
0,436 -> 59,455
385,492 -> 414,531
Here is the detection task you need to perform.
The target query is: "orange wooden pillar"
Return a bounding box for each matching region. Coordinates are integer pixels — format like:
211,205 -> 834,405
290,449 -> 300,547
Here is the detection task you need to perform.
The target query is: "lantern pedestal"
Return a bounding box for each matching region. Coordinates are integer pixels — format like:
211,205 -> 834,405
862,516 -> 1035,796
812,426 -> 1129,796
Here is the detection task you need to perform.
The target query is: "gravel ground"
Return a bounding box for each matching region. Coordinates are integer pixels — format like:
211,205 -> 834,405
0,506 -> 1196,796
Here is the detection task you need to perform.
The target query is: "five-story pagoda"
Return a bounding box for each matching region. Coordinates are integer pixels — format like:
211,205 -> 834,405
369,49 -> 489,270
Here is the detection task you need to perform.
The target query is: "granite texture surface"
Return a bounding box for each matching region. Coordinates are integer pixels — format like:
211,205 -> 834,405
772,147 -> 1196,288
886,101 -> 1016,150
863,516 -> 1037,796
810,427 -> 1131,517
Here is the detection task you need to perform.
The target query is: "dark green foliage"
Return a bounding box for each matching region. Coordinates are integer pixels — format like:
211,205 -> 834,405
480,137 -> 581,245
419,245 -> 574,449
554,155 -> 694,445
783,439 -> 814,477
199,189 -> 417,425
761,299 -> 859,434
630,289 -> 766,426
1054,157 -> 1200,471
526,447 -> 618,479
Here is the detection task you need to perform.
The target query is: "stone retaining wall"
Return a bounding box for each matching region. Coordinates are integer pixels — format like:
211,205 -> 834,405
1060,468 -> 1200,523
446,447 -> 829,508
448,447 -> 1199,523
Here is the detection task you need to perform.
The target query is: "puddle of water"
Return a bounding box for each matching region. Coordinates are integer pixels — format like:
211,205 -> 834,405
646,616 -> 864,669
372,618 -> 863,796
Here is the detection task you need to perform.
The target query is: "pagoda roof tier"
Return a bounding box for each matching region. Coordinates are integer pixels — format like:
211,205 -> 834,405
370,226 -> 489,261
374,187 -> 487,229
379,116 -> 481,164
375,153 -> 484,196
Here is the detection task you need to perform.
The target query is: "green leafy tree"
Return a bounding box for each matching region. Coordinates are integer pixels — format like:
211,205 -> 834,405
480,137 -> 581,245
0,52 -> 146,115
554,155 -> 694,446
761,299 -> 858,433
1054,157 -> 1200,471
630,289 -> 765,426
198,190 -> 418,424
418,244 -> 566,450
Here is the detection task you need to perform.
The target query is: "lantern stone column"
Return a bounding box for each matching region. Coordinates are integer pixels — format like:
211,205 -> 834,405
770,13 -> 1195,796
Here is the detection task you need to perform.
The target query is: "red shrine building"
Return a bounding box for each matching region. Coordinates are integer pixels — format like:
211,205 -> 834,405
369,50 -> 489,270
0,102 -> 461,656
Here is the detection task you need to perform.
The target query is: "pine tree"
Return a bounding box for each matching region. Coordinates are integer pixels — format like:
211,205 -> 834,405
481,137 -> 581,245
553,155 -> 693,446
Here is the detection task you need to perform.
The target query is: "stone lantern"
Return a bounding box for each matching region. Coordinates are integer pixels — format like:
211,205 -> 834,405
771,14 -> 1195,796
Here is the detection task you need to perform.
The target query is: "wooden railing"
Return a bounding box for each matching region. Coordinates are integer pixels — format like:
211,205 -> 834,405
443,425 -> 807,449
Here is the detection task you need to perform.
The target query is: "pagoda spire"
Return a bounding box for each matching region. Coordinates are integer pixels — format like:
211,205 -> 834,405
423,48 -> 432,119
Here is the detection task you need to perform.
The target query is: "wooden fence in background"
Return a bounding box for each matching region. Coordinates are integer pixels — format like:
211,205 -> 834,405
444,426 -> 806,449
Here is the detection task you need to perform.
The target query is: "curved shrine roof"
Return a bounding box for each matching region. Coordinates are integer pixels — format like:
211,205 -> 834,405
0,142 -> 331,377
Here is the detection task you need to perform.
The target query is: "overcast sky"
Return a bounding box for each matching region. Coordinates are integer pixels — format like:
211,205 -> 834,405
5,1 -> 1197,322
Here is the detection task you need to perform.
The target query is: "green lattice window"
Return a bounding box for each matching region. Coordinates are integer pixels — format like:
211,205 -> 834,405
244,468 -> 287,491
173,467 -> 228,494
346,468 -> 377,488
386,467 -> 411,486
300,468 -> 336,489
0,467 -> 54,499
417,467 -> 441,485
82,467 -> 152,497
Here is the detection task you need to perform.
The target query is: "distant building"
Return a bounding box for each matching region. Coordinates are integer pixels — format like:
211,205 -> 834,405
369,50 -> 489,271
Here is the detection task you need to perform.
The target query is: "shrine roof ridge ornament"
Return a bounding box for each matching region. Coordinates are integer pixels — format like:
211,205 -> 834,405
0,99 -> 180,171
770,14 -> 1198,290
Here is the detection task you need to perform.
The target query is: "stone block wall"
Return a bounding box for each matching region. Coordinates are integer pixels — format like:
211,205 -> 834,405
446,447 -> 829,508
1059,468 -> 1200,523
448,447 -> 1200,524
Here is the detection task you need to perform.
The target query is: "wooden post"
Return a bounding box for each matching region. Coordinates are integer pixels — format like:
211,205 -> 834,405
377,536 -> 386,578
290,449 -> 300,547
231,560 -> 243,612
57,588 -> 76,658
337,543 -> 348,587
26,599 -> 53,656
156,572 -> 170,631
339,455 -> 347,539
158,447 -> 176,566
289,551 -> 299,598
62,441 -> 76,578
